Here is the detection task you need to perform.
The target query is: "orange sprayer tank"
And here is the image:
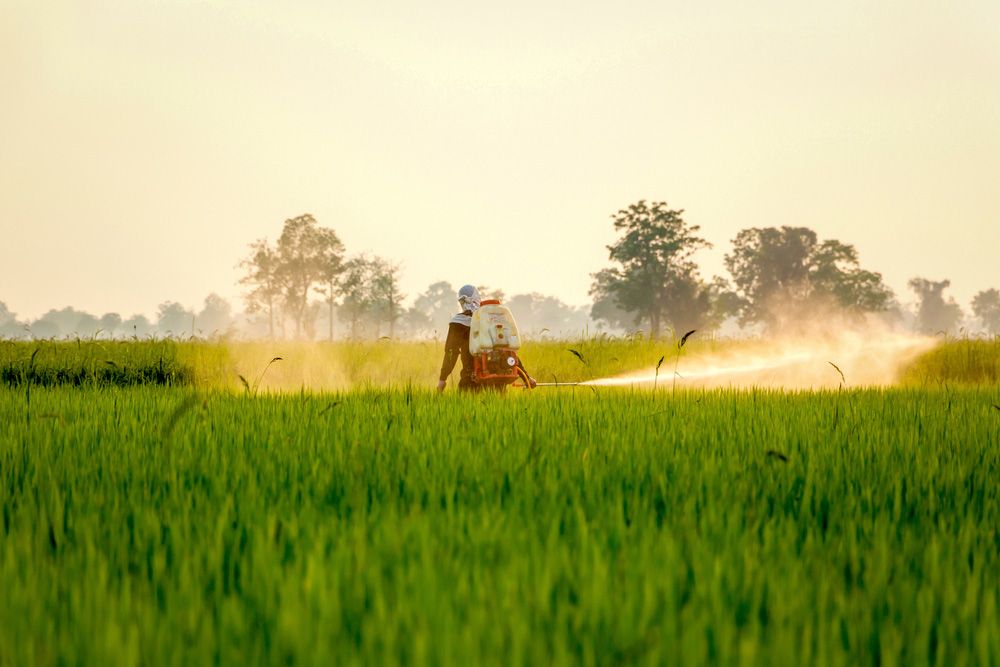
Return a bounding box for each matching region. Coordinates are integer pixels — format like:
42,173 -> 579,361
469,299 -> 525,385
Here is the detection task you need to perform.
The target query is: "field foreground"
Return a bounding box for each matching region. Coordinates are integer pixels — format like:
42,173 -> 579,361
1,384 -> 998,666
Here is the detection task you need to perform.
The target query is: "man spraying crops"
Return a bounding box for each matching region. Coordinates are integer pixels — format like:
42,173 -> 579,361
437,284 -> 536,392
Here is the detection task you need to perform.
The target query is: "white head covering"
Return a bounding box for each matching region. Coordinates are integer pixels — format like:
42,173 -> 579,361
450,284 -> 481,326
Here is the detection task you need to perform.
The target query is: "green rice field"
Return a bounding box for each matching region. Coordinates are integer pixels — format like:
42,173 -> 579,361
1,339 -> 998,665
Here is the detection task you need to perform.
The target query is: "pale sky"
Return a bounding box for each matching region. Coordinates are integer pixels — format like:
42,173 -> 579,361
2,0 -> 998,321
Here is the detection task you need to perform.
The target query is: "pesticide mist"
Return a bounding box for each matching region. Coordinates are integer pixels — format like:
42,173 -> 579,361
581,329 -> 936,390
210,327 -> 937,394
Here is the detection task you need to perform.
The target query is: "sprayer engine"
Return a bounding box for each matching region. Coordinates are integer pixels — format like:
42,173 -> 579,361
469,299 -> 527,386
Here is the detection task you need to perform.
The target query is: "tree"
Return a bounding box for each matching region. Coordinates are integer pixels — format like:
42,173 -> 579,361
121,314 -> 154,339
156,302 -> 195,338
31,307 -> 101,338
809,240 -> 893,312
239,238 -> 282,338
0,302 -> 25,338
476,285 -> 506,302
301,301 -> 323,340
506,292 -> 591,337
197,294 -> 234,337
398,308 -> 429,338
971,288 -> 1000,334
589,277 -> 635,332
908,278 -> 963,335
240,214 -> 346,340
411,281 -> 457,338
589,200 -> 712,338
313,226 -> 346,341
98,313 -> 122,338
724,227 -> 815,327
275,214 -> 330,339
29,319 -> 60,339
338,255 -> 379,339
724,226 -> 893,329
371,259 -> 405,338
702,277 -> 744,333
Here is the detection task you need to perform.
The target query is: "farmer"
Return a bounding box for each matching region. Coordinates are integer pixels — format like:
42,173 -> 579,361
437,284 -> 535,392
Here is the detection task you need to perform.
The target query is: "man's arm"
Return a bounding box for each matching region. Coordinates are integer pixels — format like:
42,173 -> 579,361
438,323 -> 462,390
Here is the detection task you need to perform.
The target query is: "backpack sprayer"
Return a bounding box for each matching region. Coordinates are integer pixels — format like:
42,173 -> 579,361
469,299 -> 584,389
469,299 -> 536,388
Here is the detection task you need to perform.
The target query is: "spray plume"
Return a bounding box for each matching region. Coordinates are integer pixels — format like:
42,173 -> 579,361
581,328 -> 935,390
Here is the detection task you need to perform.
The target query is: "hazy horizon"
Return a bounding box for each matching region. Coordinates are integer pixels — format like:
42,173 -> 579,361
2,0 -> 998,321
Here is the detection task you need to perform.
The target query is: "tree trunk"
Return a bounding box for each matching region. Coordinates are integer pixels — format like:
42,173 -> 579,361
328,300 -> 334,341
328,279 -> 336,342
293,297 -> 302,339
649,309 -> 661,340
388,297 -> 395,339
267,299 -> 274,339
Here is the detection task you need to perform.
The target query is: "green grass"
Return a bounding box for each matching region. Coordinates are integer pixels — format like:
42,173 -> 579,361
899,337 -> 1000,387
7,333 -> 972,391
2,383 -> 999,666
0,339 -> 227,388
0,337 -> 711,390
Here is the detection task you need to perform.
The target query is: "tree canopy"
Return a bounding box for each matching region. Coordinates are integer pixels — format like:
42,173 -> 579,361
240,214 -> 347,339
589,201 -> 714,339
909,278 -> 963,335
971,288 -> 1000,334
724,226 -> 893,329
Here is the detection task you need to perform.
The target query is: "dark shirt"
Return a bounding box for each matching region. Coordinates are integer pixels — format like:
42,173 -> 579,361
439,319 -> 474,385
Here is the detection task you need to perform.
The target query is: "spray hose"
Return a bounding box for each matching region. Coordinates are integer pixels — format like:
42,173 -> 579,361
516,368 -> 585,389
515,366 -> 534,390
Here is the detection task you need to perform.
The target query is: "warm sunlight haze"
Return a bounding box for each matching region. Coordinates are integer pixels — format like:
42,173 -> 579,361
2,0 -> 997,320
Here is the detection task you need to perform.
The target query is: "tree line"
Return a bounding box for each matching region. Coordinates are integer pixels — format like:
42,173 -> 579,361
0,213 -> 591,340
2,204 -> 998,340
0,295 -> 236,341
0,287 -> 592,341
236,214 -> 592,340
589,200 -> 1000,337
238,214 -> 402,340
